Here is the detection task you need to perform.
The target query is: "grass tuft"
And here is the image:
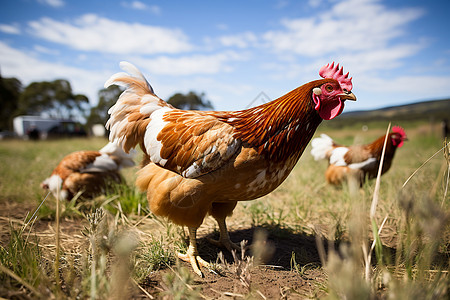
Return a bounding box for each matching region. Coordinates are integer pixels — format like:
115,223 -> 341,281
0,220 -> 50,298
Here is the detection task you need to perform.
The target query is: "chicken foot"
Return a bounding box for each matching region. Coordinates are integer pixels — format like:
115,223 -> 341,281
177,227 -> 211,277
207,217 -> 241,252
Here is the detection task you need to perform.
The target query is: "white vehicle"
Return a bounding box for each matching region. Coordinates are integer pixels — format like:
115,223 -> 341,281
13,115 -> 85,139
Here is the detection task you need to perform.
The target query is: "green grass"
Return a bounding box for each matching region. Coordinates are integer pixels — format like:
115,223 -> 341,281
102,182 -> 149,216
134,239 -> 176,281
0,123 -> 448,298
0,221 -> 47,292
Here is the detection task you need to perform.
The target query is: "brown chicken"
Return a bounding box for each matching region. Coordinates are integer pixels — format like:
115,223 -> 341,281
41,142 -> 135,200
105,61 -> 356,276
310,126 -> 407,186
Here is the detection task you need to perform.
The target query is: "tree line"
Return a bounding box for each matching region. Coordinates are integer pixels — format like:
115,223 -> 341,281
0,74 -> 213,133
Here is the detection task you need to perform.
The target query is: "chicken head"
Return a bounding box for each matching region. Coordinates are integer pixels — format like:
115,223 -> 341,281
312,62 -> 356,120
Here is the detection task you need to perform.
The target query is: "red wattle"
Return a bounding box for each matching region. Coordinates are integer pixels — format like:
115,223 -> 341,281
319,99 -> 344,120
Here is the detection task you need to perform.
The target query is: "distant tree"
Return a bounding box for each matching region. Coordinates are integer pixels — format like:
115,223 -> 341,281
167,91 -> 213,110
0,75 -> 22,131
17,79 -> 89,120
86,85 -> 123,129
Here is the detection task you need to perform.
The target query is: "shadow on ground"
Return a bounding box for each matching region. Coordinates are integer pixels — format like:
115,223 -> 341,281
198,225 -> 325,270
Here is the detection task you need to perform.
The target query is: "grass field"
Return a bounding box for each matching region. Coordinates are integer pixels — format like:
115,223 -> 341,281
0,121 -> 448,299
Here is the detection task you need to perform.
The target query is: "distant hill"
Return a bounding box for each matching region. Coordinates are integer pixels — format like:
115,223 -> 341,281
328,98 -> 450,127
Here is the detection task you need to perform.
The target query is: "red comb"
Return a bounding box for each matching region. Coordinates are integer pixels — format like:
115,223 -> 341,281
392,126 -> 406,138
319,62 -> 353,91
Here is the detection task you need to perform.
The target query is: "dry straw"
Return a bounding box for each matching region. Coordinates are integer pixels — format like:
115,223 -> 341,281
364,123 -> 391,281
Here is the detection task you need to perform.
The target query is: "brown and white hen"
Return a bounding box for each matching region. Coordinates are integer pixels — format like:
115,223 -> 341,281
311,126 -> 407,186
41,142 -> 135,200
105,61 -> 356,277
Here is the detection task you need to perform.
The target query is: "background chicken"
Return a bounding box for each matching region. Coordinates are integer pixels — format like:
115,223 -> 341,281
310,126 -> 407,186
41,142 -> 135,200
105,61 -> 356,277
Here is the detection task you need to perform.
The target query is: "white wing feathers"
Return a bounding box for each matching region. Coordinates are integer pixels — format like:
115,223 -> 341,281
348,158 -> 377,170
104,61 -> 154,94
329,147 -> 350,166
312,133 -> 380,173
81,154 -> 119,173
311,134 -> 351,166
310,133 -> 334,161
143,107 -> 171,167
105,61 -> 170,149
99,142 -> 136,169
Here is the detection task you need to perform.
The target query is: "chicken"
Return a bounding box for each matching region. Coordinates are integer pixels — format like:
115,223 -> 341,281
105,61 -> 356,277
310,126 -> 407,186
41,142 -> 135,200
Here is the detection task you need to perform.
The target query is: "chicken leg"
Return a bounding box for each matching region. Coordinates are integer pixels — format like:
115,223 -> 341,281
177,227 -> 211,278
207,202 -> 240,252
207,217 -> 241,252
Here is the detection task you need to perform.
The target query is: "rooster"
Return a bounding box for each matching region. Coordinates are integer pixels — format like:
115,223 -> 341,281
105,61 -> 356,277
310,126 -> 407,186
41,142 -> 135,200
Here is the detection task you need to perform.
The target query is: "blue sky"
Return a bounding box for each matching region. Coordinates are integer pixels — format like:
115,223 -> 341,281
1,0 -> 450,114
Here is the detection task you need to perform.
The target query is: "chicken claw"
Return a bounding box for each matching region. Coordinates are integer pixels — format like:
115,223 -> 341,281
177,248 -> 210,278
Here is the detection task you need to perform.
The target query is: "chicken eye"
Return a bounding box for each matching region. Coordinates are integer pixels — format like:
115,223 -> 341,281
325,85 -> 333,92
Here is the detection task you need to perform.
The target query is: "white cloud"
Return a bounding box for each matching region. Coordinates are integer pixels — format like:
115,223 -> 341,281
335,44 -> 424,75
121,1 -> 161,14
129,1 -> 147,10
27,14 -> 192,54
359,75 -> 450,95
349,73 -> 450,111
203,0 -> 426,81
33,45 -> 60,55
308,0 -> 322,8
0,23 -> 21,35
132,51 -> 247,76
276,0 -> 290,9
216,23 -> 229,31
218,32 -> 258,49
38,0 -> 65,8
263,0 -> 424,58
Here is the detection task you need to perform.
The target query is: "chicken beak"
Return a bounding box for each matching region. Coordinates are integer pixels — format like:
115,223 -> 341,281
339,91 -> 356,101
